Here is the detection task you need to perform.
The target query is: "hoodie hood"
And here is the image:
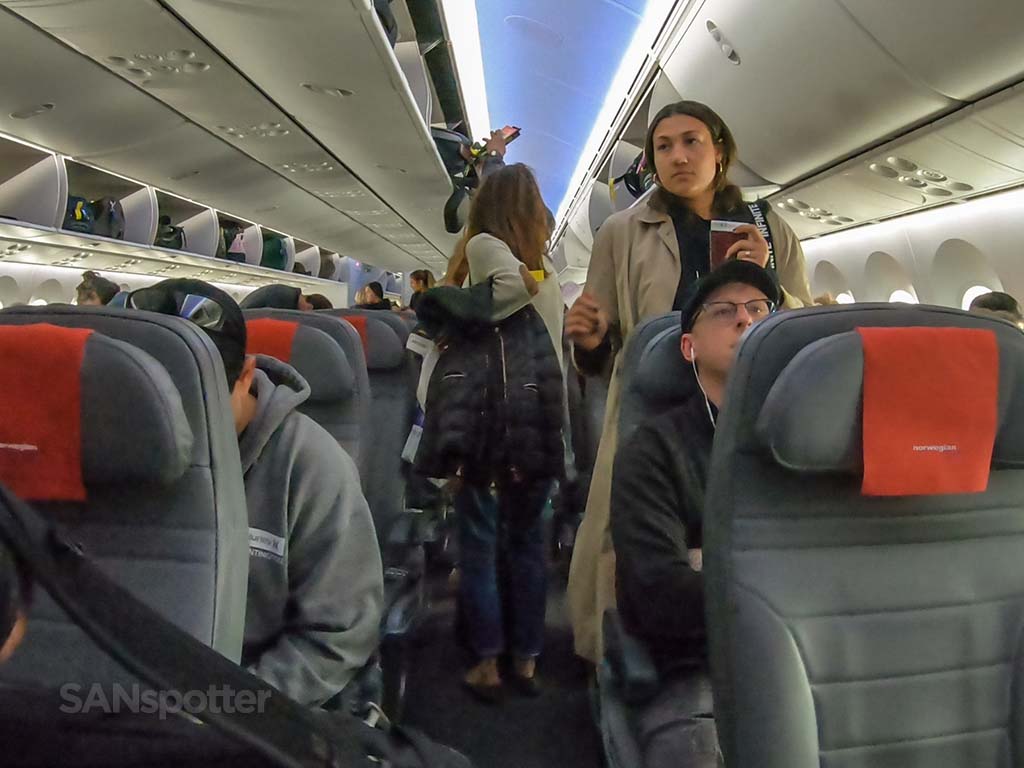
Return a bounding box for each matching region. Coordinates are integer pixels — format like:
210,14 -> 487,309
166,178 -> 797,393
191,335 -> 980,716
238,355 -> 311,473
240,284 -> 301,310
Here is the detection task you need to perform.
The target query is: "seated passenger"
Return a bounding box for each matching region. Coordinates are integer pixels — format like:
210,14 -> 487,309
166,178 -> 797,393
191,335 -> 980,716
240,283 -> 330,311
130,279 -> 383,707
76,271 -> 119,306
355,281 -> 393,311
610,260 -> 779,768
970,290 -> 1024,330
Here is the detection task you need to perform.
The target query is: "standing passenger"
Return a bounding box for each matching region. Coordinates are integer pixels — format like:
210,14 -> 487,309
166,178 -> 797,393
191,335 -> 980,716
565,100 -> 813,663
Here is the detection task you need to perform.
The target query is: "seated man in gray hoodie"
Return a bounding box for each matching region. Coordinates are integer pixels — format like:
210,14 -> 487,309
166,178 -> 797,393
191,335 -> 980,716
128,278 -> 384,707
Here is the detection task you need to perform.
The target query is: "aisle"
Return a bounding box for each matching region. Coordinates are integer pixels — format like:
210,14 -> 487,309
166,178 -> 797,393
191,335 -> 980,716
403,579 -> 603,768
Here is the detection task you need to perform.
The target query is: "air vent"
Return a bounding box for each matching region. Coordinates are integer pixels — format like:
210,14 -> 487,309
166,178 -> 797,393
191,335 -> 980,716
887,156 -> 917,172
706,20 -> 741,65
869,162 -> 899,179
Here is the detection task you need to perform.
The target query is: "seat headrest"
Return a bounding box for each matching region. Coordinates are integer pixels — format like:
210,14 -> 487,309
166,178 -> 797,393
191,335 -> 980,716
0,325 -> 192,501
245,319 -> 354,404
337,314 -> 404,371
618,313 -> 698,436
239,284 -> 301,310
757,328 -> 1024,476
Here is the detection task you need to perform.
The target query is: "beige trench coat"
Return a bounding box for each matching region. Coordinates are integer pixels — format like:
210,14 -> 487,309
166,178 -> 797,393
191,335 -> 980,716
566,195 -> 813,663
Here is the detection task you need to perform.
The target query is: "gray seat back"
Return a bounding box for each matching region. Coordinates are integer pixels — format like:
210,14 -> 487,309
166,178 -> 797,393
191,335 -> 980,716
243,309 -> 370,477
704,304 -> 1024,768
617,312 -> 697,442
0,306 -> 249,686
326,310 -> 417,542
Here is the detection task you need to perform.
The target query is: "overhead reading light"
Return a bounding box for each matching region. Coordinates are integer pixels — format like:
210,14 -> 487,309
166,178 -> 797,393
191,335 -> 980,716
439,0 -> 490,141
10,103 -> 54,120
301,83 -> 354,98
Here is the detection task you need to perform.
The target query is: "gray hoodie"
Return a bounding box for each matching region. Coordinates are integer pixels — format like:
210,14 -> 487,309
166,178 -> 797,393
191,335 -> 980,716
239,356 -> 383,707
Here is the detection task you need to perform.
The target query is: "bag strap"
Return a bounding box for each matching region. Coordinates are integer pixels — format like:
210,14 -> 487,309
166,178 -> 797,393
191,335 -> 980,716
0,484 -> 372,768
747,200 -> 776,272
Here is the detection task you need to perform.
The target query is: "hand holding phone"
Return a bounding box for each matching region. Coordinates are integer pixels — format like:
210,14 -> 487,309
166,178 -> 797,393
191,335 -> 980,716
710,220 -> 745,270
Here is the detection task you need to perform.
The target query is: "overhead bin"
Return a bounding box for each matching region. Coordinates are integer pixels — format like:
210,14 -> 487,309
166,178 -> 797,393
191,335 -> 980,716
154,192 -> 219,258
562,228 -> 591,271
162,0 -> 456,253
0,3 -> 445,273
294,246 -> 323,278
836,0 -> 1024,102
0,141 -> 65,228
64,160 -> 158,246
395,42 -> 433,126
771,82 -> 1024,239
659,0 -> 956,185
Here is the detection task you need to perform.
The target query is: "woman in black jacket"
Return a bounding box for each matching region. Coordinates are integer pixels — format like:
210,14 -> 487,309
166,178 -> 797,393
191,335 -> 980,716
415,165 -> 564,700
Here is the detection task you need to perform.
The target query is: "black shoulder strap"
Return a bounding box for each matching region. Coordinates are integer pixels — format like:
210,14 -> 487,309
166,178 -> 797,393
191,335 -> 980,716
0,484 -> 371,768
747,200 -> 776,272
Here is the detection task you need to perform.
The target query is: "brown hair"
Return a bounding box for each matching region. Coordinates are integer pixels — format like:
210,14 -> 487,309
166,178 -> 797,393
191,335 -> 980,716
444,231 -> 470,287
410,269 -> 435,291
466,163 -> 549,272
645,100 -> 743,217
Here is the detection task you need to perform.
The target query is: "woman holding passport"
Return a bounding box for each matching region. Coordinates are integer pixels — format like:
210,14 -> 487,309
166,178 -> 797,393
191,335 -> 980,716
565,100 -> 813,665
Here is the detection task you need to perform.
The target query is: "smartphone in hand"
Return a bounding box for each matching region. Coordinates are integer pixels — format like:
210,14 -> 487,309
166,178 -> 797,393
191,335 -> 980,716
710,220 -> 745,270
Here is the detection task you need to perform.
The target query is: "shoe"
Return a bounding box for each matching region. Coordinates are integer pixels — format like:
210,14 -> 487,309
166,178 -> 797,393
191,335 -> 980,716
462,678 -> 503,704
509,673 -> 542,698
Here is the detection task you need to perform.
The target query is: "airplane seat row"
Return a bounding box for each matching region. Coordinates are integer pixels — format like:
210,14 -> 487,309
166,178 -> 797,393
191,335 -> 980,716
706,304 -> 1024,768
599,303 -> 1024,768
0,306 -> 250,688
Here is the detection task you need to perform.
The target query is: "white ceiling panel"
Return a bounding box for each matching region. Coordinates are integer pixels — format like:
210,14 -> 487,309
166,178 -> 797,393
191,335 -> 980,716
835,0 -> 1024,101
162,0 -> 456,252
660,0 -> 956,185
771,85 -> 1024,240
0,1 -> 446,272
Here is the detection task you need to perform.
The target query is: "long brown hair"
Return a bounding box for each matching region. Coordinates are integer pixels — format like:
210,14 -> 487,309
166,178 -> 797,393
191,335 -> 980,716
444,231 -> 470,286
645,100 -> 743,217
466,164 -> 549,272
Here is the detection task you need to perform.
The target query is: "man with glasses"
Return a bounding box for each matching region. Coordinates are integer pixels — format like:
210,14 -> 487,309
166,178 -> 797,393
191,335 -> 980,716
609,260 -> 779,768
126,279 -> 383,708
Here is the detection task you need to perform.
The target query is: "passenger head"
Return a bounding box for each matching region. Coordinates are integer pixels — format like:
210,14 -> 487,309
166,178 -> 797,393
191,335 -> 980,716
678,260 -> 780,390
298,293 -> 332,311
127,279 -> 257,433
365,282 -> 385,302
969,291 -> 1023,329
75,271 -> 119,306
645,100 -> 742,215
467,163 -> 549,271
410,270 -> 435,293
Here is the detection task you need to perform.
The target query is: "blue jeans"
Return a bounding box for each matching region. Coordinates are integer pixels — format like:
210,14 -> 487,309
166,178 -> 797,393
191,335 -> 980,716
456,480 -> 551,659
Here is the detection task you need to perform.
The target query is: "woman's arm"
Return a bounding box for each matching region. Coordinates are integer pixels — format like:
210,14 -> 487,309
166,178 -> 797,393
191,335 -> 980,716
767,209 -> 814,308
465,233 -> 535,321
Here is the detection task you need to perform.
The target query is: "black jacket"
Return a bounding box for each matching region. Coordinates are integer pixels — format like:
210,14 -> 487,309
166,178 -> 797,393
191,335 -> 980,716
413,282 -> 563,485
610,393 -> 716,679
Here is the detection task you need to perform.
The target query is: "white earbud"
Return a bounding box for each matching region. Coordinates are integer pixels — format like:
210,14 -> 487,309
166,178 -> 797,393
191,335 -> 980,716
690,346 -> 698,362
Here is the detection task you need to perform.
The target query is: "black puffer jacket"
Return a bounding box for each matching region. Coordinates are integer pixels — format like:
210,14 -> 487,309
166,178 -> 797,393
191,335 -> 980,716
413,282 -> 564,484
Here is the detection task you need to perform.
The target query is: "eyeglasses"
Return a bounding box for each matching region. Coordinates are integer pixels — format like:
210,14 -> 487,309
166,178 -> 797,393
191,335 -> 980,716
127,287 -> 227,331
694,299 -> 775,326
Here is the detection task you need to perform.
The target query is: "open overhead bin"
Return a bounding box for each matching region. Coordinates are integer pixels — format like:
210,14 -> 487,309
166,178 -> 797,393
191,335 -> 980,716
0,0 -> 449,272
